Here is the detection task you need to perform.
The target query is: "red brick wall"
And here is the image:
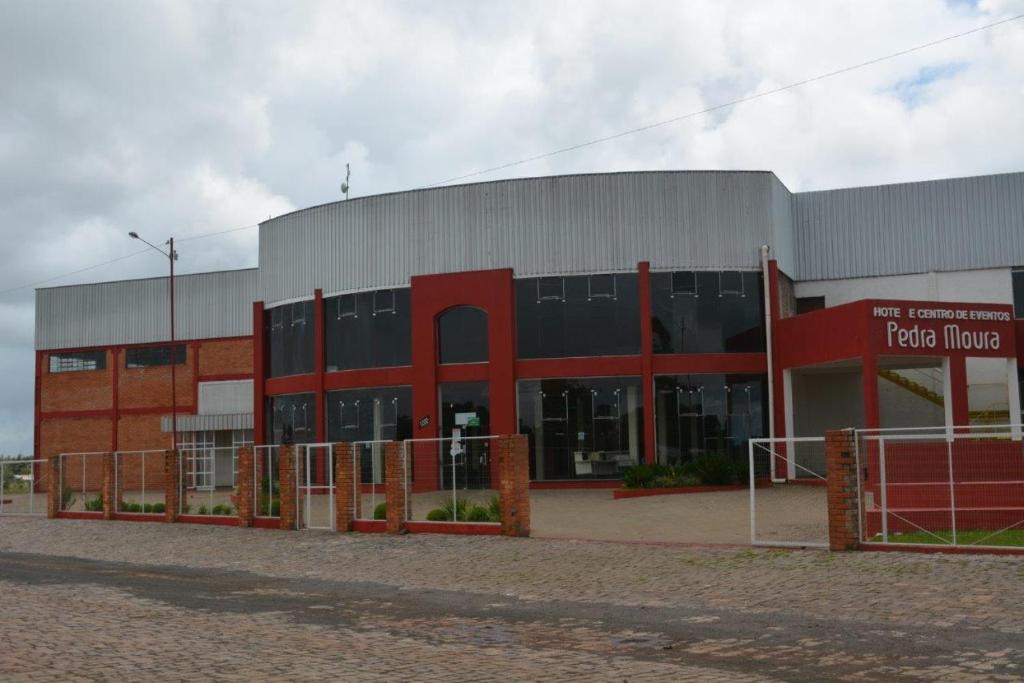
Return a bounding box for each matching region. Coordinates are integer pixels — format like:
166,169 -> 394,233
116,414 -> 170,452
198,339 -> 253,376
40,351 -> 113,412
117,349 -> 195,410
40,417 -> 111,460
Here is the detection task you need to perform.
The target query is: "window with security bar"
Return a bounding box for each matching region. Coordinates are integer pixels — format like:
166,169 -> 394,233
49,350 -> 106,373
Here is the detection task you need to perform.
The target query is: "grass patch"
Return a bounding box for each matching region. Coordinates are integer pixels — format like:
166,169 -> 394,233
874,529 -> 1024,547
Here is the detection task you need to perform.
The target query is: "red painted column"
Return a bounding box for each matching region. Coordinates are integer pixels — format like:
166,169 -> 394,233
638,261 -> 655,464
111,348 -> 119,451
33,351 -> 42,488
948,356 -> 970,427
487,271 -> 516,489
313,289 -> 326,484
768,260 -> 786,441
410,277 -> 439,492
252,301 -> 265,445
862,354 -> 880,430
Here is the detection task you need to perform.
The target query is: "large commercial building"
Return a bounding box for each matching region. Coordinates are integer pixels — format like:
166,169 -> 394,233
35,170 -> 1024,489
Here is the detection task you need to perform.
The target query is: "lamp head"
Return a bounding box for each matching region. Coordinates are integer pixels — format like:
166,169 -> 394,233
128,231 -> 139,239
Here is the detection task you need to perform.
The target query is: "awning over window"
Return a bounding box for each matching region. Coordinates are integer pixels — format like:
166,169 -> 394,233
160,413 -> 253,433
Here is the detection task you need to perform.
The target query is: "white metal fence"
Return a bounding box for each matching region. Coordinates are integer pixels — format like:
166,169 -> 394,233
0,458 -> 48,516
179,446 -> 240,516
748,437 -> 829,548
113,450 -> 166,514
253,445 -> 281,519
58,452 -> 105,513
300,443 -> 334,530
401,436 -> 501,524
859,428 -> 1024,549
352,440 -> 389,522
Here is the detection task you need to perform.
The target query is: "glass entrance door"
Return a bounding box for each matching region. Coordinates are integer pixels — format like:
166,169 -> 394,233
439,382 -> 491,489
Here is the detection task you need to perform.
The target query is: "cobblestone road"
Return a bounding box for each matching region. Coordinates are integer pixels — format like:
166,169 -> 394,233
1,518 -> 1022,681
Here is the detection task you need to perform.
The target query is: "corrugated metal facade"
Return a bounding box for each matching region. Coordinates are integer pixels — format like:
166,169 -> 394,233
257,171 -> 787,305
35,268 -> 256,350
793,171 -> 1024,281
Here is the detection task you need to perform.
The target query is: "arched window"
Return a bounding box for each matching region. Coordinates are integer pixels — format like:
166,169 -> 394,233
438,306 -> 488,364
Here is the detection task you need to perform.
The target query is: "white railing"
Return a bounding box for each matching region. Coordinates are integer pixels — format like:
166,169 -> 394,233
0,458 -> 48,516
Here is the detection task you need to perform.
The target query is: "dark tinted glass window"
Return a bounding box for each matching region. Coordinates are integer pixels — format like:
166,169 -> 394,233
438,306 -> 488,364
266,300 -> 314,377
516,274 -> 640,359
324,288 -> 411,371
50,351 -> 106,373
266,393 -> 315,445
1013,269 -> 1024,318
517,377 -> 643,481
125,345 -> 185,368
651,271 -> 765,354
653,374 -> 767,472
326,386 -> 412,484
796,296 -> 825,314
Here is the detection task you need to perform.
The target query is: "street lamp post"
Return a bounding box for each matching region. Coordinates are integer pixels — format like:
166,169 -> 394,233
129,232 -> 179,450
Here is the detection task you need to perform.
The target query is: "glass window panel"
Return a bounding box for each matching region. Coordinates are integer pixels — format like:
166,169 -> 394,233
1013,269 -> 1024,319
326,387 -> 412,446
266,393 -> 316,445
654,374 -> 768,474
670,271 -> 697,295
537,277 -> 565,301
125,345 -> 186,368
339,401 -> 360,428
266,300 -> 314,377
651,271 -> 765,354
49,351 -> 106,373
438,306 -> 488,364
588,274 -> 616,299
518,377 -> 642,481
516,274 -> 640,359
324,288 -> 411,371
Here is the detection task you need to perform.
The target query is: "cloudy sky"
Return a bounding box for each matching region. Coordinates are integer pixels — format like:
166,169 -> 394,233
1,0 -> 1022,454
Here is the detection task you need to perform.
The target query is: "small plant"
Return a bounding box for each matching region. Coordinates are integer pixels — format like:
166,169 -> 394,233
197,504 -> 209,515
487,495 -> 501,521
152,502 -> 165,514
373,502 -> 387,520
440,498 -> 469,522
60,485 -> 77,511
426,508 -> 448,521
83,494 -> 103,512
686,452 -> 737,486
464,505 -> 491,522
211,503 -> 234,515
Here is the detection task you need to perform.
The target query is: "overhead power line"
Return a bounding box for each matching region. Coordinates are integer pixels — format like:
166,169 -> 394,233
0,223 -> 259,297
421,13 -> 1024,189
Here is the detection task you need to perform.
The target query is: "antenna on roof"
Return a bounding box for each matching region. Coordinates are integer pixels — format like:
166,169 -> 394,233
340,163 -> 351,200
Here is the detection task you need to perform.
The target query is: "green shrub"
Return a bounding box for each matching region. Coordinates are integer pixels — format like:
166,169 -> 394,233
622,463 -> 678,489
649,475 -> 678,488
197,504 -> 209,515
211,503 -> 234,515
83,494 -> 103,512
465,505 -> 491,522
487,495 -> 501,521
440,498 -> 469,522
687,452 -> 737,486
151,502 -> 165,514
373,502 -> 387,520
426,507 -> 448,521
60,486 -> 77,511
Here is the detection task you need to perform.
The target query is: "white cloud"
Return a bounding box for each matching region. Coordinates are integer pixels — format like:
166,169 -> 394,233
0,0 -> 1022,453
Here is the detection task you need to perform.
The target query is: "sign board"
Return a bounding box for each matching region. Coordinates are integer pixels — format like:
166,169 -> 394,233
450,427 -> 463,456
454,412 -> 477,427
871,303 -> 1014,357
466,416 -> 481,427
418,415 -> 431,429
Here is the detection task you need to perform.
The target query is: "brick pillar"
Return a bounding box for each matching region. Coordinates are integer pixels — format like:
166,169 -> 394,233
826,429 -> 860,551
279,444 -> 299,530
496,434 -> 531,537
46,455 -> 61,519
101,453 -> 115,520
384,442 -> 406,534
164,450 -> 180,523
236,447 -> 254,528
334,442 -> 358,532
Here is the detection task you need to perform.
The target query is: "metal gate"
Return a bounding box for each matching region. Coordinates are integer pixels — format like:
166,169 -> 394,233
0,458 -> 48,516
748,437 -> 829,548
300,443 -> 334,530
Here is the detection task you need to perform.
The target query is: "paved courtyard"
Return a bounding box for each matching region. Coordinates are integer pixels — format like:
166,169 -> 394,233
1,517 -> 1023,681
